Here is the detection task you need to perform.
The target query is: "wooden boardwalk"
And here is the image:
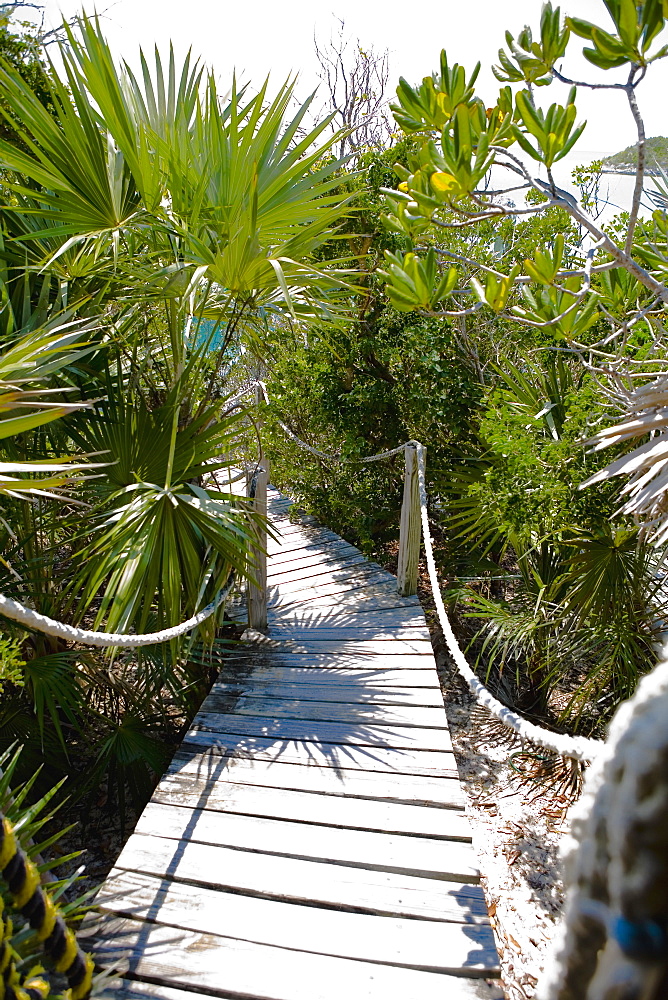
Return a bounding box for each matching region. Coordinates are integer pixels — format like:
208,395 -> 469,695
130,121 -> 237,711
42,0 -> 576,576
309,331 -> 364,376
90,488 -> 502,999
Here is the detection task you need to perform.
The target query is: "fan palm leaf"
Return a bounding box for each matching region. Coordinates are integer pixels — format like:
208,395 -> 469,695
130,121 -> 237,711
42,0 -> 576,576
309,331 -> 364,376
583,377 -> 668,544
0,17 -> 354,314
68,390 -> 255,634
0,311 -> 102,499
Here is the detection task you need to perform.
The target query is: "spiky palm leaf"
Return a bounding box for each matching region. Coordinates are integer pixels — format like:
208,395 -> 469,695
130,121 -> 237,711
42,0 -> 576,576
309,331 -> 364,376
68,390 -> 255,635
0,17 -> 354,316
583,378 -> 668,544
0,310 -> 101,499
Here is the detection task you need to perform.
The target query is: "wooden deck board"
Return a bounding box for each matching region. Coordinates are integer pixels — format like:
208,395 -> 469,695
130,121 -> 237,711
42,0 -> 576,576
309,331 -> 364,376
151,772 -> 471,838
202,692 -> 451,728
97,870 -> 498,973
166,752 -> 467,807
86,915 -> 503,1000
112,833 -> 487,922
190,708 -> 454,751
217,650 -> 440,669
92,487 -> 500,997
210,678 -> 447,705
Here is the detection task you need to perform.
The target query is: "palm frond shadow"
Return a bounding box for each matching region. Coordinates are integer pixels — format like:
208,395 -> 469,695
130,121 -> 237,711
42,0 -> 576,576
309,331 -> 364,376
461,704 -> 584,804
89,488 -> 501,974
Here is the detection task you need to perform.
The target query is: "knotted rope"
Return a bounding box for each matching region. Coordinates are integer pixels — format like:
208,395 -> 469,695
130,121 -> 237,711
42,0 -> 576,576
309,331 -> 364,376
537,655 -> 668,999
0,574 -> 236,649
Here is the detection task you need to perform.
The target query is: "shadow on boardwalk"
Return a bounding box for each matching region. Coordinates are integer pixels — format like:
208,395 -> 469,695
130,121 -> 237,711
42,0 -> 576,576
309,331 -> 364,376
87,492 -> 502,997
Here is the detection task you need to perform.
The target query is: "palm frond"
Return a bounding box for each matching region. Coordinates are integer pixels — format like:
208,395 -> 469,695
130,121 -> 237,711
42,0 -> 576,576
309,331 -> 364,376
583,377 -> 668,544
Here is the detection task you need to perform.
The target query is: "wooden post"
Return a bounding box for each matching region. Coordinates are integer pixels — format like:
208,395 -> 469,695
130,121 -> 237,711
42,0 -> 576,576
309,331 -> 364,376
396,443 -> 423,597
246,463 -> 268,632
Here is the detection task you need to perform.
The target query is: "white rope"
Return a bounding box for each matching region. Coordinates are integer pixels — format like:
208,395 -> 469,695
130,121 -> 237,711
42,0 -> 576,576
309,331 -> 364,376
0,575 -> 235,648
536,652 -> 668,997
269,411 -> 603,762
412,441 -> 602,763
256,381 -> 411,463
276,416 -> 411,463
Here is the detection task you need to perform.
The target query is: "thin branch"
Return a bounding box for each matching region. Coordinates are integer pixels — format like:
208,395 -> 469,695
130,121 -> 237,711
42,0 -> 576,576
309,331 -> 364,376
625,71 -> 646,254
418,302 -> 484,318
472,183 -> 532,198
534,180 -> 668,306
430,203 -> 553,229
552,66 -> 631,91
429,247 -> 509,278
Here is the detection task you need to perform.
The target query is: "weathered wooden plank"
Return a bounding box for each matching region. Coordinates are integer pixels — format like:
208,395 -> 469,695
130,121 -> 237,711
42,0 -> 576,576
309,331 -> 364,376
133,802 -> 480,882
267,606 -> 428,626
211,679 -> 445,706
268,537 -> 362,566
269,585 -> 421,609
87,915 -> 504,1000
230,638 -> 435,657
267,548 -> 386,572
218,652 -> 438,672
97,870 -> 498,974
269,510 -> 318,525
265,614 -> 426,631
267,522 -> 338,543
181,729 -> 460,778
167,751 -> 466,808
267,554 -> 388,578
268,551 -> 369,580
265,535 -> 359,560
211,664 -> 442,688
268,559 -> 392,589
267,601 -> 427,622
267,494 -> 297,507
114,833 -> 487,923
201,692 -> 450,730
266,574 -> 397,606
268,502 -> 315,518
152,772 -> 470,839
268,584 -> 420,611
266,626 -> 432,641
190,709 -> 454,753
267,556 -> 372,582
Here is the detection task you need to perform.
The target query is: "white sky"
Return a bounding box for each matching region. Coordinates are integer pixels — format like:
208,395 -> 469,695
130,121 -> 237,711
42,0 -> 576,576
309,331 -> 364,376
28,0 -> 668,213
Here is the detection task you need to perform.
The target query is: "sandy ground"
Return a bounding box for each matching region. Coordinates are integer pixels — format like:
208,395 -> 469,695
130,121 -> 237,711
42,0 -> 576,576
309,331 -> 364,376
433,639 -> 580,1000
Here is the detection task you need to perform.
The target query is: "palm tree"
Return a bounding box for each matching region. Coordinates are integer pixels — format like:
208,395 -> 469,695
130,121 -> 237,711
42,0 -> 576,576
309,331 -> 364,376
0,15 -> 354,634
0,16 -> 355,799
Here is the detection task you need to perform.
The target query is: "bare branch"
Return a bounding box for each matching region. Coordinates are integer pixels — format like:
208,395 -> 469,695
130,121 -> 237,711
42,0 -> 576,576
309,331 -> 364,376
419,302 -> 484,318
314,19 -> 394,162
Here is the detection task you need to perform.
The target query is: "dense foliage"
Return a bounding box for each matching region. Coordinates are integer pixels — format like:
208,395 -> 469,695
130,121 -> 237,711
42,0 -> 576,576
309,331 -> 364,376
0,15 -> 353,810
2,2 -> 668,913
265,0 -> 668,732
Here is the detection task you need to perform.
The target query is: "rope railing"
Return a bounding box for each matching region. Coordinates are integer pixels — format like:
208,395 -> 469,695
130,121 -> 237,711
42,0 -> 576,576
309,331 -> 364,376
0,377 -> 602,759
411,442 -> 601,763
268,415 -> 602,762
0,574 -> 236,649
